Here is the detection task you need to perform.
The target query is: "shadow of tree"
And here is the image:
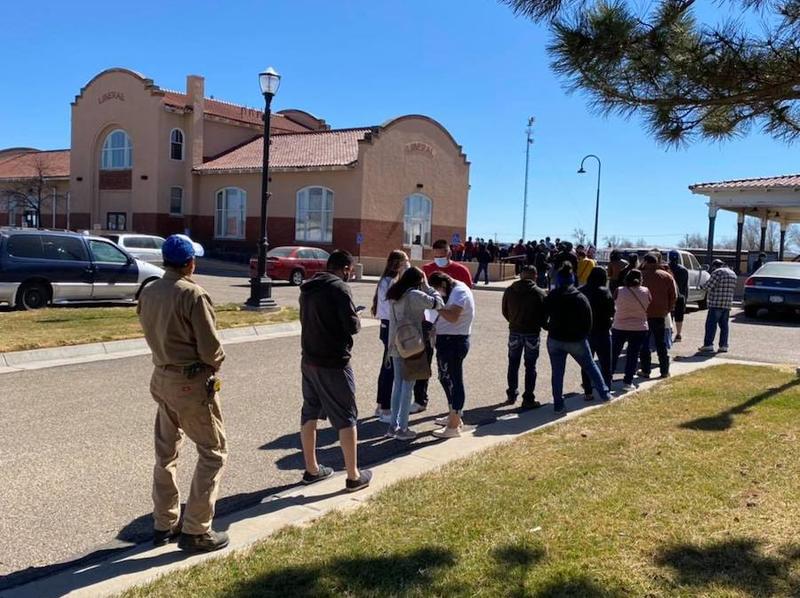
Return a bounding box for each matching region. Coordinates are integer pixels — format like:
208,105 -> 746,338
221,546 -> 456,597
490,542 -> 545,597
534,576 -> 625,598
654,538 -> 800,595
680,378 -> 800,431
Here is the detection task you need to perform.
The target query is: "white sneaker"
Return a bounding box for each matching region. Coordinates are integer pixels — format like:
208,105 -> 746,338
409,403 -> 427,414
621,383 -> 635,392
432,426 -> 461,439
434,416 -> 449,426
698,345 -> 715,353
718,346 -> 729,353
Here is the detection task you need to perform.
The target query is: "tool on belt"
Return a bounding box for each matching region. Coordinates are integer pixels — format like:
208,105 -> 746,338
205,375 -> 222,398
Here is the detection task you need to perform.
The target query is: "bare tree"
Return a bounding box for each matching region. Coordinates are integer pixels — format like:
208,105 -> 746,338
573,227 -> 588,245
0,154 -> 55,227
603,234 -> 634,248
742,218 -> 781,251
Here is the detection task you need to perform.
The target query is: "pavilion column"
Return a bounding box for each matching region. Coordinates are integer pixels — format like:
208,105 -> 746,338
759,213 -> 768,254
779,220 -> 788,261
706,203 -> 718,266
734,211 -> 745,274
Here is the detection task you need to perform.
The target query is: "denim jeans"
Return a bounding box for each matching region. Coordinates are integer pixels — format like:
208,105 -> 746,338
436,335 -> 470,412
581,329 -> 612,395
704,307 -> 730,347
639,317 -> 669,376
547,337 -> 610,410
611,329 -> 648,384
376,320 -> 393,410
506,332 -> 540,401
390,357 -> 414,431
474,263 -> 489,284
412,323 -> 434,407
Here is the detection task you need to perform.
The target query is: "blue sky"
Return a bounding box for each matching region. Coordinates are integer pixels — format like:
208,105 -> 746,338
1,0 -> 795,246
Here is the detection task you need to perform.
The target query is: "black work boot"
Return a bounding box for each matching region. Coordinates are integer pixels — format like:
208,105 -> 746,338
178,529 -> 230,553
153,526 -> 180,547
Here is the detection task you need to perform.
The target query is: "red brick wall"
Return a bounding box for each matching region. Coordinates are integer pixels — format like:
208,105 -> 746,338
99,170 -> 132,190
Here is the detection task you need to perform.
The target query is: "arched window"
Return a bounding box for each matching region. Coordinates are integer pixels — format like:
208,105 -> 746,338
100,129 -> 132,170
295,186 -> 334,243
170,128 -> 184,160
215,187 -> 246,239
169,186 -> 183,216
404,193 -> 432,246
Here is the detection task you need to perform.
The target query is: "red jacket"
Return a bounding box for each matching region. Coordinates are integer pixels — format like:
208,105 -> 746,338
422,260 -> 473,288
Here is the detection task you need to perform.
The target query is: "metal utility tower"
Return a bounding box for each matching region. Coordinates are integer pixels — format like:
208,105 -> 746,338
522,117 -> 534,241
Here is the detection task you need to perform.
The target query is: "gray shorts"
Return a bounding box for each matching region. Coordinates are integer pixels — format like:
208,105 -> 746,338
301,362 -> 358,430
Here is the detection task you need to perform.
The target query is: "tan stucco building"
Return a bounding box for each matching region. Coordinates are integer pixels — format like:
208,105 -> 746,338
0,68 -> 470,261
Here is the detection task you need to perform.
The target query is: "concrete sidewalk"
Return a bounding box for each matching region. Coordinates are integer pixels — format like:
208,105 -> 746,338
3,356 -> 768,598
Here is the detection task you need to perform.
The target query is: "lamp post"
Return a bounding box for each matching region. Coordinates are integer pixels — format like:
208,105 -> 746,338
246,66 -> 281,311
522,117 -> 534,241
577,154 -> 602,247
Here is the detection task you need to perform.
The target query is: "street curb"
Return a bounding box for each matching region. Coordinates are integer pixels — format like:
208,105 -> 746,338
3,357 -> 778,598
0,320 -> 380,375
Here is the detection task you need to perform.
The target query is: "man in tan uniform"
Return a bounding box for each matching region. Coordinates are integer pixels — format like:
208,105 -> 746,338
137,234 -> 229,553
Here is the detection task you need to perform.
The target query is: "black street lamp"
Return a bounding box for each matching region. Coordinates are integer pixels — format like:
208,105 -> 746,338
577,154 -> 602,247
246,66 -> 281,311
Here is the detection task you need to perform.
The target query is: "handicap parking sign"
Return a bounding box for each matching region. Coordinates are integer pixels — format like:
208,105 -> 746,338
356,232 -> 364,246
451,232 -> 461,245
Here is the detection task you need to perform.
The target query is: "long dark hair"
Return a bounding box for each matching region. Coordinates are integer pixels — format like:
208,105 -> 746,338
624,269 -> 643,287
386,266 -> 424,301
428,271 -> 455,300
372,250 -> 409,315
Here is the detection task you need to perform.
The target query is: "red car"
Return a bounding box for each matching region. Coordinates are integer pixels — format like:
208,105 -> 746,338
249,246 -> 330,285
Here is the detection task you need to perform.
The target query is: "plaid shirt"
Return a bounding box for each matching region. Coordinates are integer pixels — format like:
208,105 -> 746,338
701,267 -> 737,309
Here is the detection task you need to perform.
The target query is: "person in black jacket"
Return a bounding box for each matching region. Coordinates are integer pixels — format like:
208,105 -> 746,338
502,265 -> 546,409
579,267 -> 615,401
473,243 -> 492,285
667,250 -> 689,341
544,264 -> 611,413
298,250 -> 371,493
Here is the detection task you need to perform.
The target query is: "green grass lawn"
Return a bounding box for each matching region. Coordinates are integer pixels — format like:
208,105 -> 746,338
124,365 -> 800,597
0,304 -> 298,352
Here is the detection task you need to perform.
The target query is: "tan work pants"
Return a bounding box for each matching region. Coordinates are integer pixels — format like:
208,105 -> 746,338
149,367 -> 228,535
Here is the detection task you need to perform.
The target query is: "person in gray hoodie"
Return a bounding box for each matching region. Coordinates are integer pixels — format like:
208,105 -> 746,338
501,265 -> 546,409
386,266 -> 444,440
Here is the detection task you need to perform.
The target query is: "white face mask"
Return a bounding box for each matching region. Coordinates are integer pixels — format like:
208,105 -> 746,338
434,257 -> 449,268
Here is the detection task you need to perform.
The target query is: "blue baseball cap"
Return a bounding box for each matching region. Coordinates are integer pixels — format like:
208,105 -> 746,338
668,250 -> 680,262
162,234 -> 205,265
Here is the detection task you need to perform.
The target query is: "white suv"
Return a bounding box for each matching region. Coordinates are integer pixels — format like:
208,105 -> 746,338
101,234 -> 165,265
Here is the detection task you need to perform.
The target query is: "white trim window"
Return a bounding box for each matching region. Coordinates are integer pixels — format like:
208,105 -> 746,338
169,186 -> 183,216
170,128 -> 184,161
404,193 -> 432,246
100,129 -> 132,170
295,186 -> 334,243
215,187 -> 246,239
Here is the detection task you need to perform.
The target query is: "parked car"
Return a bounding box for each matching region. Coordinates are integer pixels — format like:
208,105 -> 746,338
100,233 -> 165,265
249,246 -> 330,285
743,262 -> 800,318
0,229 -> 164,309
594,247 -> 710,308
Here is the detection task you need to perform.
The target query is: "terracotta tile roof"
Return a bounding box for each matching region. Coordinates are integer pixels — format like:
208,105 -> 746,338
690,174 -> 800,192
196,128 -> 373,172
0,149 -> 70,180
162,91 -> 309,132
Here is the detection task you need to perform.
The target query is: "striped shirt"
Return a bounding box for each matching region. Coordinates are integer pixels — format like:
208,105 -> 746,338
701,267 -> 737,309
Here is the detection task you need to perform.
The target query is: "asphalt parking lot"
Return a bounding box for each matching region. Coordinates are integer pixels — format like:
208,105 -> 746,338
0,271 -> 798,588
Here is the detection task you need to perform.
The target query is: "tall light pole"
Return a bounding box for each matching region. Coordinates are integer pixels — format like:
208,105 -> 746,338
246,66 -> 281,311
522,117 -> 534,241
578,154 -> 602,247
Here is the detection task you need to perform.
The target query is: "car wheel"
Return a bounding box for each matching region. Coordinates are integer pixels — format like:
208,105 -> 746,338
290,269 -> 304,286
697,296 -> 708,310
744,305 -> 758,318
16,281 -> 51,310
136,277 -> 159,300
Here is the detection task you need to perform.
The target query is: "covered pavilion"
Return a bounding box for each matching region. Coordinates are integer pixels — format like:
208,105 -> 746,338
689,174 -> 800,273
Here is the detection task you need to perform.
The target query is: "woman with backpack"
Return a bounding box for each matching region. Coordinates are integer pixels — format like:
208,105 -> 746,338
386,267 -> 444,440
371,250 -> 410,422
611,269 -> 652,391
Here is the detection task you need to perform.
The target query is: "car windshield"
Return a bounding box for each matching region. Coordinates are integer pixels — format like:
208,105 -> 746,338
757,263 -> 800,278
267,248 -> 293,258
